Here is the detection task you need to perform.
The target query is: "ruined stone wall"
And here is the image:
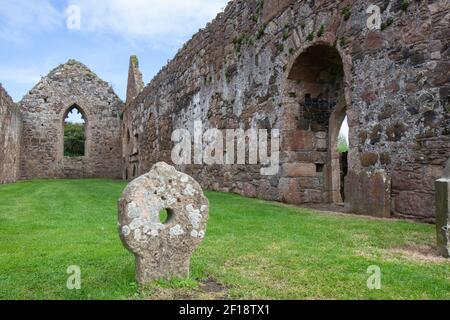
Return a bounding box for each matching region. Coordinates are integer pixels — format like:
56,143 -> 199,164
350,0 -> 450,220
0,84 -> 22,184
123,56 -> 145,180
20,60 -> 123,180
123,0 -> 450,221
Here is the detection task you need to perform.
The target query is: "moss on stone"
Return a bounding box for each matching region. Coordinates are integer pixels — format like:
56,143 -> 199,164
276,43 -> 284,55
282,28 -> 290,41
225,68 -> 233,83
256,0 -> 264,14
67,59 -> 80,65
130,55 -> 139,68
381,17 -> 394,31
317,24 -> 325,37
256,26 -> 265,40
401,0 -> 409,12
233,36 -> 245,53
341,6 -> 351,21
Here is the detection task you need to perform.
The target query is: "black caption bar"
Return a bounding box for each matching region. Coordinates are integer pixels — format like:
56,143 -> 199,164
0,300 -> 447,318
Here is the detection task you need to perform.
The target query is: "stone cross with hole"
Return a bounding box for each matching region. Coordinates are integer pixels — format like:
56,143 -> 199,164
118,162 -> 209,284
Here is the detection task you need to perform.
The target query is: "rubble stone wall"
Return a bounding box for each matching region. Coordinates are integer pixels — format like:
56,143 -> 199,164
0,84 -> 22,184
121,0 -> 450,220
19,60 -> 124,180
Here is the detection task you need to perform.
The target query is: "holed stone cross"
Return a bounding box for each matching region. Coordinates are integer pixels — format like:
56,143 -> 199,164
118,162 -> 209,284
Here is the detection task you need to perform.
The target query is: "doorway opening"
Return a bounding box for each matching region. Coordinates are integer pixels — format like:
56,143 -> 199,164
336,117 -> 349,202
286,44 -> 348,204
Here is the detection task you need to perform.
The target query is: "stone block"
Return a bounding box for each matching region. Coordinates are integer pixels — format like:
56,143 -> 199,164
299,177 -> 321,189
365,31 -> 383,51
282,163 -> 316,177
315,138 -> 327,151
282,130 -> 315,151
345,170 -> 391,218
360,152 -> 379,167
394,191 -> 435,218
278,177 -> 301,204
262,0 -> 295,24
301,189 -> 323,203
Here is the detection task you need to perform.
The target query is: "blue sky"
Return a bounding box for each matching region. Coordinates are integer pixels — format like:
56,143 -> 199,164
0,0 -> 229,104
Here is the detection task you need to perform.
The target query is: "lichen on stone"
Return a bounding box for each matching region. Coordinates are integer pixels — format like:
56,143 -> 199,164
118,162 -> 209,283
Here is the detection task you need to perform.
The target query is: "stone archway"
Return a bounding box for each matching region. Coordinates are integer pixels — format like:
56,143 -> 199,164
281,43 -> 350,205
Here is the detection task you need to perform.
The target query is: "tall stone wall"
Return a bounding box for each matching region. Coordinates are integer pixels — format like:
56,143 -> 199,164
123,56 -> 145,180
0,84 -> 22,184
20,60 -> 124,180
123,0 -> 450,221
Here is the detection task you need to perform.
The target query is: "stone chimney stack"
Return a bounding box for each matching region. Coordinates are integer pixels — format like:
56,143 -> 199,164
126,55 -> 144,106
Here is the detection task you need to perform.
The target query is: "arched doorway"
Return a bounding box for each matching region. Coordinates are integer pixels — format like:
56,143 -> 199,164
63,105 -> 86,158
284,43 -> 349,204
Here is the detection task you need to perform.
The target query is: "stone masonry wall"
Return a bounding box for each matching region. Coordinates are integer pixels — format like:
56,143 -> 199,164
123,0 -> 450,221
0,84 -> 22,184
20,60 -> 123,180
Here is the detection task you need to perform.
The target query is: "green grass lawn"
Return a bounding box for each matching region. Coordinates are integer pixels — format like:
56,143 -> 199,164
0,179 -> 448,300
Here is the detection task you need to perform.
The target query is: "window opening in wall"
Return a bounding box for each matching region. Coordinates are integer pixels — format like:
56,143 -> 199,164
64,106 -> 86,157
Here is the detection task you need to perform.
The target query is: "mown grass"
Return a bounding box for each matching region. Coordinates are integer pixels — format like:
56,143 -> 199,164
0,179 -> 448,300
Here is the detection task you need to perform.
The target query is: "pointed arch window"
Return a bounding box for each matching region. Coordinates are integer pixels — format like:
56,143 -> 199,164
64,105 -> 86,157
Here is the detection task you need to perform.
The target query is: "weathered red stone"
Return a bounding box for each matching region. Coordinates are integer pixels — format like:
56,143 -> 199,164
345,170 -> 391,218
365,31 -> 383,51
282,163 -> 316,177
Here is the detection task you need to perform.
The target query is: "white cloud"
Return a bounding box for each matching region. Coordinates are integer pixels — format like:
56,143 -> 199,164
72,0 -> 228,39
0,66 -> 42,85
0,0 -> 62,43
0,0 -> 229,44
0,0 -> 230,98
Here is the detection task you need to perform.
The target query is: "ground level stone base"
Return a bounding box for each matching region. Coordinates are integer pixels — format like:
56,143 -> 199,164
135,255 -> 191,284
345,170 -> 391,218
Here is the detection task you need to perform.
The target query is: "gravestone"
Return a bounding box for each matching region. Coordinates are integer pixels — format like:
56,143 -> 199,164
435,158 -> 450,258
118,162 -> 209,284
